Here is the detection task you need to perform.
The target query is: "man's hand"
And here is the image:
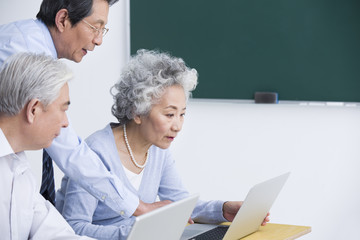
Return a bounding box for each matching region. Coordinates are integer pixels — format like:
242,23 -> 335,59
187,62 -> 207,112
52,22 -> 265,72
133,199 -> 173,216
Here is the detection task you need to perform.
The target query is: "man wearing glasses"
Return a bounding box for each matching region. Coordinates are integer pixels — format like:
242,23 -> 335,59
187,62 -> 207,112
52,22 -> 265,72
0,0 -> 112,65
0,0 -> 166,221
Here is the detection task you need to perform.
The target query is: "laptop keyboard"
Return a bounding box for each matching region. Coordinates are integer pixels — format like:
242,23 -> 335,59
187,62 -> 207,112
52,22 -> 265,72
188,226 -> 229,240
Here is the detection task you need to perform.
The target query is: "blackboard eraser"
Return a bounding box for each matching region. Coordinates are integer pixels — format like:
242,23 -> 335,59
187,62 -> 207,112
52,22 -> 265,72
254,92 -> 278,104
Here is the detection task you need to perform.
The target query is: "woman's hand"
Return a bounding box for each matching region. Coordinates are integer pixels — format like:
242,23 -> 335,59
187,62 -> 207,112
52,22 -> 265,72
222,201 -> 270,226
222,201 -> 243,222
133,199 -> 173,216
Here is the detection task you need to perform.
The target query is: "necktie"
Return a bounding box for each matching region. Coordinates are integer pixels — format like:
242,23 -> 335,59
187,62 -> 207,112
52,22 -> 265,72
40,150 -> 56,205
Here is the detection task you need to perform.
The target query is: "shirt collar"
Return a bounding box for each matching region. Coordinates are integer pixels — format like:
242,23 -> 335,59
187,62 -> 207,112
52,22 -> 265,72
35,19 -> 58,59
0,128 -> 14,158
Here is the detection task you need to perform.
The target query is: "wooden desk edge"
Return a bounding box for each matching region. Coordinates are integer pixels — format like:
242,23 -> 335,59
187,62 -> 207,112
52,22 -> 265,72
249,223 -> 312,240
283,224 -> 311,240
195,222 -> 311,240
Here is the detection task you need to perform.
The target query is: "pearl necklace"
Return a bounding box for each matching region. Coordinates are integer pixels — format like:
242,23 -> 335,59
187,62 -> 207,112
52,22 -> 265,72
123,124 -> 148,169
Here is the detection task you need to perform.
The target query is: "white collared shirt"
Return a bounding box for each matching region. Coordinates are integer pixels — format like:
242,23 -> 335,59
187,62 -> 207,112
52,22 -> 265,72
0,129 -> 93,240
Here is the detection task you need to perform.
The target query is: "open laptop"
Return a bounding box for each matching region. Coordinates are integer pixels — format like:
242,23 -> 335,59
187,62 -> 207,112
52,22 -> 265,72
127,194 -> 199,240
180,172 -> 290,240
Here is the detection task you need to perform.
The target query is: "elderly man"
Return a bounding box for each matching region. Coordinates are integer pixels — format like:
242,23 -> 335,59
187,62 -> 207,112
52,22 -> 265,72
0,52 -> 94,239
0,0 -> 166,217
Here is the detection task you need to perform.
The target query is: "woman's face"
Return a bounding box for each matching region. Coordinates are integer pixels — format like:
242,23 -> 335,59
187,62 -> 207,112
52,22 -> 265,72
137,85 -> 186,149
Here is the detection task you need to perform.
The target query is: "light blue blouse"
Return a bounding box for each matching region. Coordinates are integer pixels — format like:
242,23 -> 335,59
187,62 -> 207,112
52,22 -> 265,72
0,19 -> 139,217
57,124 -> 227,240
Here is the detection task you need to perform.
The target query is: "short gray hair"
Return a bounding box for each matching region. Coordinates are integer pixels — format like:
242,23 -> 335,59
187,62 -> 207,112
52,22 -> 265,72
111,49 -> 198,124
0,53 -> 72,116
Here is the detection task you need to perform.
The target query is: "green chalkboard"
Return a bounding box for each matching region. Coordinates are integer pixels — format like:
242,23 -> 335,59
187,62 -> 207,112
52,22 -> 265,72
130,0 -> 360,101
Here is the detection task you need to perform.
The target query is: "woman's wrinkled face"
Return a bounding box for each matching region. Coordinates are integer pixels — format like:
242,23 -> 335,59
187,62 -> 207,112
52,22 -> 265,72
137,85 -> 186,149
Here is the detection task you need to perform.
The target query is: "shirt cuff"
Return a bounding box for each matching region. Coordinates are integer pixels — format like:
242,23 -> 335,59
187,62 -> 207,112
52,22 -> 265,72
93,178 -> 140,218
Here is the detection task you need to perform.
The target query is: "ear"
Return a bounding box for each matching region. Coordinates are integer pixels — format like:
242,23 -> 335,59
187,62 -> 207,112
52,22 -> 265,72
134,115 -> 142,125
25,99 -> 42,124
54,9 -> 70,33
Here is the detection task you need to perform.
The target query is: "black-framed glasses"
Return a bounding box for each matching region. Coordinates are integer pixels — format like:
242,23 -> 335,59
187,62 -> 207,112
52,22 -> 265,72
82,19 -> 109,37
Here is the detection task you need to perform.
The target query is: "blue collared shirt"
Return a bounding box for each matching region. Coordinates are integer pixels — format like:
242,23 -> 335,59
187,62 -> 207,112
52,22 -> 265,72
0,19 -> 139,217
0,19 -> 57,65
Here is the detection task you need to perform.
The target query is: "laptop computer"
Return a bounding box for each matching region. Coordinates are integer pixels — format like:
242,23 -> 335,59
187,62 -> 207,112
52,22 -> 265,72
180,172 -> 290,240
127,194 -> 199,240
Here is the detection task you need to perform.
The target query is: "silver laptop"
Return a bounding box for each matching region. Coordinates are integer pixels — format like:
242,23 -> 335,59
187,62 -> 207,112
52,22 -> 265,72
127,194 -> 199,240
180,172 -> 290,240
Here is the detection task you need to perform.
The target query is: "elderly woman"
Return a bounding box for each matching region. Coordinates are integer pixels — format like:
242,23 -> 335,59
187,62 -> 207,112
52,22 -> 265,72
56,49 -> 268,239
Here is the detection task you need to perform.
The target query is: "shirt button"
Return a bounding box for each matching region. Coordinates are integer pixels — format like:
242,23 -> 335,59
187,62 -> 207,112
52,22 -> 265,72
120,211 -> 125,216
101,196 -> 106,201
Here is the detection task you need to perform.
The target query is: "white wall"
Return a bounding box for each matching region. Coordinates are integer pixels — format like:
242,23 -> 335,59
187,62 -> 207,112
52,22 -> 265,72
172,99 -> 360,240
2,1 -> 360,239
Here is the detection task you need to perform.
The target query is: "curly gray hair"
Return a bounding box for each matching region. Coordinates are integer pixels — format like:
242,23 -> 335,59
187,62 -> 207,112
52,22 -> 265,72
111,49 -> 198,124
